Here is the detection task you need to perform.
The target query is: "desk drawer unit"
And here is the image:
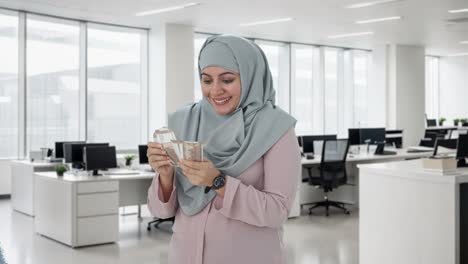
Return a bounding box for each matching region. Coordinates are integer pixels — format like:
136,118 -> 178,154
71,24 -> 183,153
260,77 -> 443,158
77,181 -> 118,194
77,192 -> 118,217
76,215 -> 118,246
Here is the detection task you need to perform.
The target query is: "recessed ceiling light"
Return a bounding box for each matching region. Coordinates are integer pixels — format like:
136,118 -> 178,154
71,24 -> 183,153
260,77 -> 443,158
328,32 -> 374,39
460,41 -> 468,44
135,2 -> 199,16
447,53 -> 468,57
356,16 -> 402,24
448,8 -> 468,14
346,0 -> 403,9
239,17 -> 294,27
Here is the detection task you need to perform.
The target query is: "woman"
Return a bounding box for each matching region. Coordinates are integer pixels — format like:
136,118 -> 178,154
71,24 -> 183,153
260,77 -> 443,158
147,35 -> 301,264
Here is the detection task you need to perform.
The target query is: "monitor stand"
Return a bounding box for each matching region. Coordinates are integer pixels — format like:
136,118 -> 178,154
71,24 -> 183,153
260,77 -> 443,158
92,170 -> 101,176
458,159 -> 468,168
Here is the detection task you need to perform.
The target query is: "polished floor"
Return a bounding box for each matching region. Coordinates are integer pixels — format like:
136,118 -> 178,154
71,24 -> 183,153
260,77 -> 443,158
0,199 -> 358,264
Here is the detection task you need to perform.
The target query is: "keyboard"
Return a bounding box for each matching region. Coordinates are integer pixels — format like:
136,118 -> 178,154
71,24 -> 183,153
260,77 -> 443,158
407,146 -> 434,153
102,169 -> 139,175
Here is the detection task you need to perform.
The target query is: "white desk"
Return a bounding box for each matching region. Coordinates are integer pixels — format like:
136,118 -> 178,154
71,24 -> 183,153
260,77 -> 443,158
11,160 -> 58,216
358,159 -> 468,264
299,147 -> 446,207
34,171 -> 153,248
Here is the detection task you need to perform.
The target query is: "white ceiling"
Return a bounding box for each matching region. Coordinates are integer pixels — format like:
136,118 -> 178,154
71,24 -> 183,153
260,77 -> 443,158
1,0 -> 468,55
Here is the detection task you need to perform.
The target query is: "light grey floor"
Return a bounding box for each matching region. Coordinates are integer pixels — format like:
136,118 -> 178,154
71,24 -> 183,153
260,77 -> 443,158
0,199 -> 358,264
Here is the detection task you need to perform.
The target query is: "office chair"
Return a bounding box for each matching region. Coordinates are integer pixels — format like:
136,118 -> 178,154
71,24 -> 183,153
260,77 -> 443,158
304,139 -> 350,216
433,138 -> 458,156
419,131 -> 445,147
147,217 -> 175,231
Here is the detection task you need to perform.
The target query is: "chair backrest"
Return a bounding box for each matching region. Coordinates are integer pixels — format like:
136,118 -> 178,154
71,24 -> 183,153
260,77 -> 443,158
420,131 -> 445,147
318,139 -> 350,191
321,139 -> 350,163
433,138 -> 458,156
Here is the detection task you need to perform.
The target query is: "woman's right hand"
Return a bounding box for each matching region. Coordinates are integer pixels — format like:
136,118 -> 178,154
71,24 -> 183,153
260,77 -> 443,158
147,142 -> 174,178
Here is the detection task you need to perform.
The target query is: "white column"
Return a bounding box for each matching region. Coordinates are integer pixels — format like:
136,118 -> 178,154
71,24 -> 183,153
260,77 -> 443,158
148,23 -> 194,136
387,44 -> 426,147
368,44 -> 388,128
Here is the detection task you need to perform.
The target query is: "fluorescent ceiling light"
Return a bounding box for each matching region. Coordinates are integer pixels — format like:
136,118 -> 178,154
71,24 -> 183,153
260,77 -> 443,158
346,0 -> 402,9
328,31 -> 374,39
239,17 -> 294,27
356,16 -> 402,24
460,41 -> 468,44
136,2 -> 199,16
448,8 -> 468,14
447,53 -> 468,57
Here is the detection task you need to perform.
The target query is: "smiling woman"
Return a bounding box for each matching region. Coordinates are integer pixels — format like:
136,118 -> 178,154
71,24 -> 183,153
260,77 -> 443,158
147,35 -> 301,264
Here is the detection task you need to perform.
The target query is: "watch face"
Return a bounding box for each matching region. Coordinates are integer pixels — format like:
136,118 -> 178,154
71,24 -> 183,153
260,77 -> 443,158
213,175 -> 226,189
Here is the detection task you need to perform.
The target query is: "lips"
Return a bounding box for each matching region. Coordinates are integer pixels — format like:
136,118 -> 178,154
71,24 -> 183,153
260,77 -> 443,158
211,96 -> 232,105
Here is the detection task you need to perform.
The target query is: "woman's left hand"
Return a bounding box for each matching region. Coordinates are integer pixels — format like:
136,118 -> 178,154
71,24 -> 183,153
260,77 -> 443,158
179,159 -> 221,187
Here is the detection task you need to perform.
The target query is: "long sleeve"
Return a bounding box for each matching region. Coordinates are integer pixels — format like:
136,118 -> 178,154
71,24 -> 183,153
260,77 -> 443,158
147,173 -> 178,219
214,128 -> 301,228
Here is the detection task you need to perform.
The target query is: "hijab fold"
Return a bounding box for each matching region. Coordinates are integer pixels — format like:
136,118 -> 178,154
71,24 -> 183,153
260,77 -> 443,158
168,35 -> 296,216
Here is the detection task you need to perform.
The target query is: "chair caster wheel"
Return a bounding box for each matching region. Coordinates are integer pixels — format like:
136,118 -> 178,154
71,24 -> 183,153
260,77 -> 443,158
147,227 -> 151,231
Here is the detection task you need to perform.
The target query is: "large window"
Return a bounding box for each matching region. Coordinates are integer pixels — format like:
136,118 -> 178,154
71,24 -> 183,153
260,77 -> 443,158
26,15 -> 80,151
425,56 -> 439,119
87,24 -> 146,150
0,11 -> 18,158
324,48 -> 339,134
256,40 -> 290,113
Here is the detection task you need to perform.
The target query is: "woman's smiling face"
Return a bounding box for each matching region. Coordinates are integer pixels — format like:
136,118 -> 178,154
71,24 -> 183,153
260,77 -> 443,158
201,66 -> 241,115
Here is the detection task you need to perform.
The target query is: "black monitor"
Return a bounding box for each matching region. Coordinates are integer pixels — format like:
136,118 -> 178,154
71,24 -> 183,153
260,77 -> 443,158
457,134 -> 468,167
297,136 -> 302,147
55,141 -> 85,158
427,119 -> 437,127
84,146 -> 117,175
360,128 -> 386,144
64,143 -> 109,168
348,129 -> 361,145
138,145 -> 148,164
433,138 -> 458,156
302,135 -> 337,153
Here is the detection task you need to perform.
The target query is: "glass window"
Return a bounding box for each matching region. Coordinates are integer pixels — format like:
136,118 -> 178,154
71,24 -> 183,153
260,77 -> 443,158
194,33 -> 209,102
256,40 -> 290,113
425,56 -> 439,119
324,48 -> 339,134
87,24 -> 146,150
291,44 -> 316,135
0,12 -> 18,158
353,51 -> 370,127
26,15 -> 80,151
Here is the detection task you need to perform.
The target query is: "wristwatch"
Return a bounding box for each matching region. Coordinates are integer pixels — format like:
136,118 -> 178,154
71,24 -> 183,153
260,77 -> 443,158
204,173 -> 226,193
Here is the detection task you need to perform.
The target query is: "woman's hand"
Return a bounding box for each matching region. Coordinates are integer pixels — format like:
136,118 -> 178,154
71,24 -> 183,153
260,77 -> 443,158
179,159 -> 221,187
147,142 -> 174,178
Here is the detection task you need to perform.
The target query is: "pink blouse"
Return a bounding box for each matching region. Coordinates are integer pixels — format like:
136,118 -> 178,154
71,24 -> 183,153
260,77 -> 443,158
147,128 -> 301,264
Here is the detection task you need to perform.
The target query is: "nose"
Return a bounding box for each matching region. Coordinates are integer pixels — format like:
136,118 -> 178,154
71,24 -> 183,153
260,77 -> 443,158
211,80 -> 225,95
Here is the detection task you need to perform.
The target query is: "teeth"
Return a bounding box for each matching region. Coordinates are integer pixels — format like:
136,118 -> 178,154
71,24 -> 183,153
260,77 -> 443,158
213,97 -> 230,104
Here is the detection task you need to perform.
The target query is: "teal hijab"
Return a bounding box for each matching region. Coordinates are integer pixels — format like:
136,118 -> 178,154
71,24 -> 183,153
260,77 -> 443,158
168,35 -> 296,216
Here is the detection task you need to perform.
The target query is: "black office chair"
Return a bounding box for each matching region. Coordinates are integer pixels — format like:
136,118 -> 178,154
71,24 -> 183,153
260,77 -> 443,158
433,138 -> 458,156
419,131 -> 445,147
304,139 -> 350,216
147,217 -> 175,231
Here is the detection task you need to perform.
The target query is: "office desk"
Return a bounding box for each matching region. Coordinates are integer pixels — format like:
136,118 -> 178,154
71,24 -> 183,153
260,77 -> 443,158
299,148 -> 447,207
34,171 -> 153,248
358,159 -> 468,264
11,160 -> 58,216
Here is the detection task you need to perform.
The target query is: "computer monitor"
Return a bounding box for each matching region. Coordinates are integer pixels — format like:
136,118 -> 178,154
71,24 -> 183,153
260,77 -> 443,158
348,129 -> 361,145
55,141 -> 85,158
360,128 -> 386,144
302,135 -> 337,153
457,134 -> 468,167
433,138 -> 458,156
297,136 -> 302,147
84,146 -> 117,175
64,143 -> 109,168
427,119 -> 437,127
138,145 -> 148,164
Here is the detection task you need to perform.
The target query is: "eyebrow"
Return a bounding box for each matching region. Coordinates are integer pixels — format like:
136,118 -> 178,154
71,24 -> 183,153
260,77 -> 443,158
201,72 -> 236,78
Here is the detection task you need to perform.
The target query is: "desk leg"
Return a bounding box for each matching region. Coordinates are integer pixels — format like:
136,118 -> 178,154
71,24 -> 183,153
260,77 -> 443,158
138,205 -> 141,219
